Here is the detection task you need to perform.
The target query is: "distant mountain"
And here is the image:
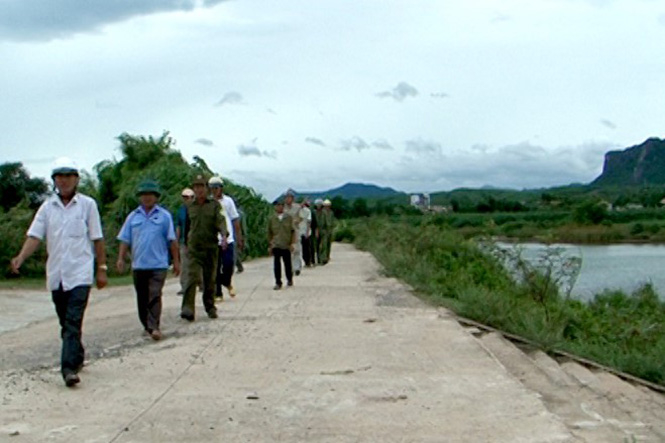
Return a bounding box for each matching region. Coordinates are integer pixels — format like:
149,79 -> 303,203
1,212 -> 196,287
592,138 -> 665,187
288,182 -> 406,201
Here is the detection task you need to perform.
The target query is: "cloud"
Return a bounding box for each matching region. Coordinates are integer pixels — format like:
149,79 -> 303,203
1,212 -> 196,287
430,92 -> 450,99
215,91 -> 244,107
404,138 -> 442,156
0,0 -> 228,42
305,137 -> 326,147
237,143 -> 277,159
375,82 -> 419,102
600,119 -> 617,129
267,108 -> 277,115
95,101 -> 121,109
195,138 -> 214,146
339,136 -> 370,151
371,139 -> 394,150
337,137 -> 393,152
659,14 -> 665,26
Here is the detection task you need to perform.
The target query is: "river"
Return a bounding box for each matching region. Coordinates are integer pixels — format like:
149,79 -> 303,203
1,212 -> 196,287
497,243 -> 665,301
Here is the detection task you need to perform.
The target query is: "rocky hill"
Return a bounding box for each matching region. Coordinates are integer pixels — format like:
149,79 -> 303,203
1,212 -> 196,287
592,137 -> 665,186
288,182 -> 405,201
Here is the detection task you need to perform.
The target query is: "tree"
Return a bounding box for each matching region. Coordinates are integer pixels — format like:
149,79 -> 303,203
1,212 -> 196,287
0,162 -> 48,211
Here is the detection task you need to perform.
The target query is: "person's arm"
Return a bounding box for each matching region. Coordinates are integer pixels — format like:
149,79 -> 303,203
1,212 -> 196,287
94,239 -> 108,289
233,218 -> 243,250
116,242 -> 129,273
10,237 -> 42,273
170,240 -> 180,276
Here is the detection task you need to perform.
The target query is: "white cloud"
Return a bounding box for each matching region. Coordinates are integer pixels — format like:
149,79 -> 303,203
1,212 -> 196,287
600,119 -> 617,129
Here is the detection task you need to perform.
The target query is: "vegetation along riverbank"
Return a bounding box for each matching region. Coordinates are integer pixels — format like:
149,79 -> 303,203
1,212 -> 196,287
344,216 -> 665,387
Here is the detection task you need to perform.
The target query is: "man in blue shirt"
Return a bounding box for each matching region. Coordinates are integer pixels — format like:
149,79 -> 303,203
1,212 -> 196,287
116,180 -> 180,340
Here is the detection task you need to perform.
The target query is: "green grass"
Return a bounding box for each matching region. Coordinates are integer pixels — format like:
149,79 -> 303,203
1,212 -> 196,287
0,274 -> 136,290
350,215 -> 665,386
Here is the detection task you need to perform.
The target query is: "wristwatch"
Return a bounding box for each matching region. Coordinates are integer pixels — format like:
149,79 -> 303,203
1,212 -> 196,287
98,264 -> 108,271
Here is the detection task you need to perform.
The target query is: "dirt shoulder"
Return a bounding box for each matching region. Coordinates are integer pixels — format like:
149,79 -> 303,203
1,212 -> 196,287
1,244 -> 660,442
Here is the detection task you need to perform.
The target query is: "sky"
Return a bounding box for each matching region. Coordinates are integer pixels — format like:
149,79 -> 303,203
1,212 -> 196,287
1,0 -> 664,201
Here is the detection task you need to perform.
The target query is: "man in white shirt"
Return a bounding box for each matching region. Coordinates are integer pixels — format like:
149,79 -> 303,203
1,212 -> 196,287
11,157 -> 107,388
208,176 -> 244,299
284,190 -> 304,275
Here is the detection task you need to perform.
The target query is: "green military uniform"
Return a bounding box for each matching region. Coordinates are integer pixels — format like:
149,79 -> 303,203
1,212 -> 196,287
318,207 -> 334,264
268,213 -> 294,250
181,195 -> 227,320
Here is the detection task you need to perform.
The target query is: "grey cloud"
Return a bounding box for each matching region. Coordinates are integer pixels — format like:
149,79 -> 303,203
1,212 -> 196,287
237,144 -> 277,159
305,137 -> 326,147
337,137 -> 393,152
0,0 -> 228,42
375,82 -> 418,102
600,119 -> 617,129
215,92 -> 244,107
195,138 -> 214,146
405,138 -> 442,156
430,92 -> 450,99
267,108 -> 277,115
339,136 -> 370,151
371,139 -> 394,150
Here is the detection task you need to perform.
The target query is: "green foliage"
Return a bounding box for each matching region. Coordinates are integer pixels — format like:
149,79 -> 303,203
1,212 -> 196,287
573,200 -> 608,225
0,202 -> 47,278
0,162 -> 48,211
2,132 -> 272,280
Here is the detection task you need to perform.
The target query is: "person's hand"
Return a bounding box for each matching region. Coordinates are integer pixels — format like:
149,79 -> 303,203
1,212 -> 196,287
237,238 -> 245,251
290,245 -> 295,253
96,269 -> 108,289
173,261 -> 181,277
268,248 -> 273,256
10,256 -> 23,274
116,259 -> 125,274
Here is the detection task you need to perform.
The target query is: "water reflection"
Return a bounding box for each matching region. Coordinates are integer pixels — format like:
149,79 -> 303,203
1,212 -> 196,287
497,243 -> 665,301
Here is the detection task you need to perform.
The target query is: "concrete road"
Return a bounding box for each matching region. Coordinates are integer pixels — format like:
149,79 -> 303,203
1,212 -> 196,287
0,244 -> 601,442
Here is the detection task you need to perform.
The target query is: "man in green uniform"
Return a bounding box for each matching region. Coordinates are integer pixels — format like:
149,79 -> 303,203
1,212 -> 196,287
318,199 -> 335,265
268,198 -> 295,290
180,175 -> 227,321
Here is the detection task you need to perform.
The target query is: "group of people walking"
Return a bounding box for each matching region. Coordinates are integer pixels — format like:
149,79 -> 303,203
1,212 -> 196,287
10,159 -> 247,387
10,157 -> 335,388
268,191 -> 335,290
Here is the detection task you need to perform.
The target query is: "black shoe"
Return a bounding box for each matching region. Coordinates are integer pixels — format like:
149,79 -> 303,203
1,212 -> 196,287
207,309 -> 218,319
64,373 -> 80,387
273,284 -> 282,290
295,270 -> 301,276
180,312 -> 194,322
287,280 -> 293,287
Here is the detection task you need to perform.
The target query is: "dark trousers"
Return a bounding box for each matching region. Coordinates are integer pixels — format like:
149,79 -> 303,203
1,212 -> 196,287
132,270 -> 167,332
314,235 -> 321,264
51,285 -> 90,378
216,242 -> 235,296
272,248 -> 292,286
301,235 -> 313,266
182,247 -> 217,316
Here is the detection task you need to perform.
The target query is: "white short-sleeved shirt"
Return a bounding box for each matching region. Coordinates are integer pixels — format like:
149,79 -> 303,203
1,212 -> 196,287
218,195 -> 239,244
27,193 -> 104,291
297,206 -> 311,236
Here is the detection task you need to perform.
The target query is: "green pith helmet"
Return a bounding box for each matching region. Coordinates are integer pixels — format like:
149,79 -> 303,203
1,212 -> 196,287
136,179 -> 162,197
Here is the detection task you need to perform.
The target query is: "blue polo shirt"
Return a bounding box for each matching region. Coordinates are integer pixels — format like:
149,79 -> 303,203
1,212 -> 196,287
117,204 -> 176,270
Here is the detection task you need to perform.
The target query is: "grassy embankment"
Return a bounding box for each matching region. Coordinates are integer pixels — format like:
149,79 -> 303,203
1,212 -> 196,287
340,216 -> 665,387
